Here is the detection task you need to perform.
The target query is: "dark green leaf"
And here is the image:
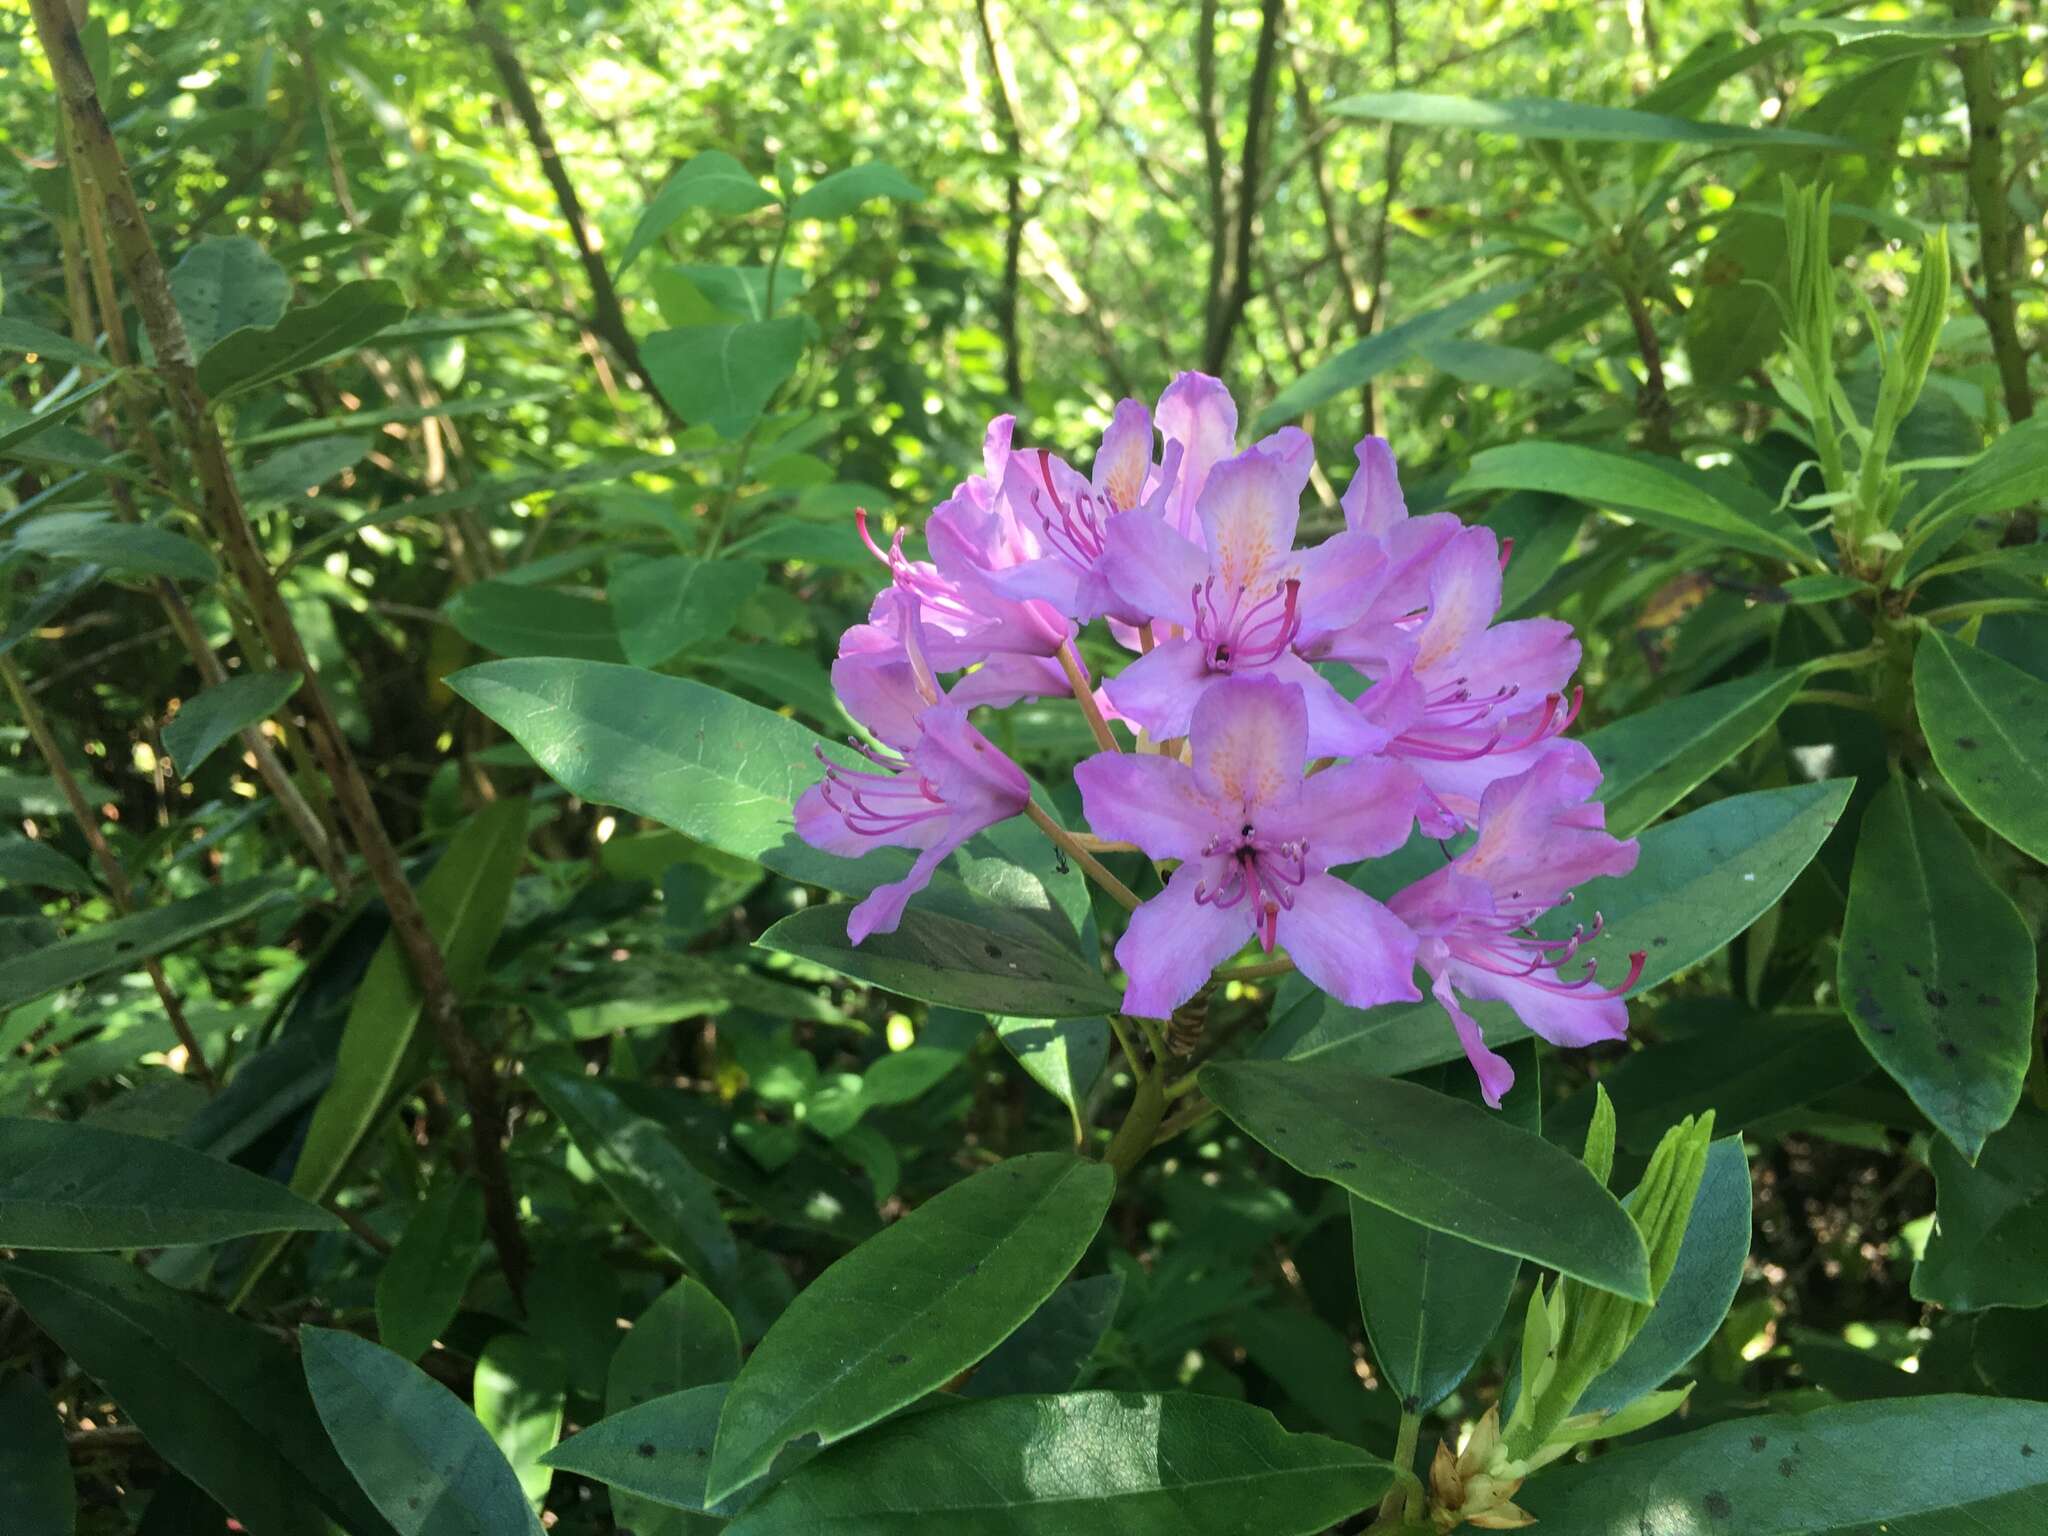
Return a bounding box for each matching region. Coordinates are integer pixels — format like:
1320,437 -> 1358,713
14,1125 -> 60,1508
0,1253 -> 390,1536
1523,1395 -> 2048,1530
473,1334 -> 567,1509
163,671 -> 302,778
643,319 -> 806,438
964,1273 -> 1125,1398
608,1277 -> 742,1413
0,1373 -> 74,1536
0,1116 -> 339,1250
704,1152 -> 1115,1503
530,1069 -> 738,1288
301,1327 -> 544,1536
197,280 -> 409,398
0,875 -> 296,1012
239,436 -> 371,506
994,1015 -> 1111,1123
1903,417 -> 2048,573
543,1382 -> 796,1519
0,378 -> 122,457
0,834 -> 94,894
616,152 -> 778,277
1916,629 -> 2048,864
1839,778 -> 2034,1160
1586,668 -> 1805,835
726,1392 -> 1391,1536
375,1180 -> 485,1361
1330,90 -> 1850,147
611,555 -> 766,668
1202,1060 -> 1650,1300
1914,1100 -> 2048,1311
445,581 -> 626,662
14,514 -> 219,583
169,237 -> 290,356
0,316 -> 108,370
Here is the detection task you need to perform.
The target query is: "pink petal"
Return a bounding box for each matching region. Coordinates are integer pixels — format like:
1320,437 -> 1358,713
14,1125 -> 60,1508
1155,372 -> 1239,539
1074,753 -> 1221,862
847,845 -> 949,943
911,705 -> 1032,823
1115,866 -> 1253,1018
1340,436 -> 1409,538
1285,528 -> 1388,641
1263,652 -> 1390,759
1101,509 -> 1205,629
1188,674 -> 1310,810
1101,636 -> 1208,741
1410,525 -> 1504,676
1460,743 -> 1636,903
944,654 -> 1070,710
1449,958 -> 1631,1051
829,651 -> 927,750
1265,757 -> 1422,865
1093,398 -> 1155,511
1197,432 -> 1312,593
1450,619 -> 1581,702
1432,971 -> 1517,1109
1277,874 -> 1422,1012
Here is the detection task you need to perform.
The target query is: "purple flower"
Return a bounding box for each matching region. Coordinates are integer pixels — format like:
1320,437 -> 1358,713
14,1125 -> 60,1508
1075,675 -> 1422,1019
1098,430 -> 1390,756
1354,525 -> 1582,834
795,614 -> 1033,944
1308,437 -> 1464,677
1389,744 -> 1643,1107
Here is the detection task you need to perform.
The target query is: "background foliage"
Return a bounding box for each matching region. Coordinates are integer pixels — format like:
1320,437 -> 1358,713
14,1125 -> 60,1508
2,0 -> 2046,1531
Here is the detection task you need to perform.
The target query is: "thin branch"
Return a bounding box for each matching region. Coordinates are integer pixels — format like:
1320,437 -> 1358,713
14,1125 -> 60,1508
1203,0 -> 1287,376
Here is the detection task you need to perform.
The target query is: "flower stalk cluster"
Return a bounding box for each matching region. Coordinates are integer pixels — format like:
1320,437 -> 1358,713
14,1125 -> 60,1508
796,375 -> 1646,1108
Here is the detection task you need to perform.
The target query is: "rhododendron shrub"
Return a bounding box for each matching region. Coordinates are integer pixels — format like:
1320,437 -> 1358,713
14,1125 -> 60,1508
798,374 -> 1645,1108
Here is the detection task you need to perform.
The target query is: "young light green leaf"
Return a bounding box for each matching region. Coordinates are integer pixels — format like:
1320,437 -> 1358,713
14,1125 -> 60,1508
0,1372 -> 75,1536
1902,416 -> 2048,573
302,1327 -> 544,1536
0,1117 -> 340,1250
1202,1059 -> 1650,1301
615,151 -> 779,277
375,1180 -> 485,1362
162,671 -> 302,778
0,874 -> 296,1012
994,1015 -> 1111,1128
1914,1100 -> 2048,1312
704,1153 -> 1115,1504
1916,629 -> 2048,864
611,555 -> 766,668
1330,90 -> 1850,148
530,1069 -> 738,1289
642,319 -> 806,438
473,1334 -> 568,1510
1839,778 -> 2034,1161
1585,667 -> 1806,834
788,162 -> 926,221
0,1254 -> 390,1536
197,280 -> 409,398
725,1392 -> 1392,1536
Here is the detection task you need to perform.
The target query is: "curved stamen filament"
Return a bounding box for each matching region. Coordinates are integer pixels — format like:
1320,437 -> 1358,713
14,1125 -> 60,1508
1193,831 -> 1311,951
1193,577 -> 1303,673
1027,451 -> 1112,571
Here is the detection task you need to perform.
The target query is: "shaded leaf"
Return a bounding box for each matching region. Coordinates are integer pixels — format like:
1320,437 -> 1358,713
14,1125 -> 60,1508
1916,628 -> 2048,864
616,152 -> 778,277
163,671 -> 302,778
197,280 -> 409,398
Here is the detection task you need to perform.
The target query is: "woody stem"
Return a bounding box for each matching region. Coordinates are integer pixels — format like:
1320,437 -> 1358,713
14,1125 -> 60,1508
1058,639 -> 1120,754
1024,801 -> 1141,911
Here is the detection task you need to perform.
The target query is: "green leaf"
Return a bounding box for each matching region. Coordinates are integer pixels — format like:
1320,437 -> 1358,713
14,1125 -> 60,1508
0,834 -> 94,894
655,264 -> 805,323
301,1327 -> 544,1536
1839,777 -> 2034,1160
1202,1059 -> 1650,1300
725,1392 -> 1392,1536
1330,90 -> 1850,147
1784,15 -> 2015,49
169,236 -> 290,357
788,162 -> 927,220
239,436 -> 370,506
0,564 -> 102,662
0,1116 -> 340,1250
1578,1137 -> 1750,1414
162,671 -> 302,778
1455,443 -> 1813,563
1914,1100 -> 2048,1311
1352,1044 -> 1538,1412
756,901 -> 1118,1018
0,377 -> 121,458
0,874 -> 296,1012
1523,1395 -> 2048,1529
611,555 -> 766,668
1779,571 -> 1869,603
530,1069 -> 738,1289
444,581 -> 625,663
1254,282 -> 1531,435
704,1152 -> 1115,1504
1684,59 -> 1920,386
0,1372 -> 74,1536
0,1253 -> 390,1536
0,315 -> 108,370
616,151 -> 778,277
964,1272 -> 1125,1398
608,1278 -> 741,1536
994,1015 -> 1111,1125
543,1382 -> 795,1519
1903,416 -> 2048,573
375,1180 -> 485,1361
1586,667 -> 1806,835
643,319 -> 806,438
197,279 -> 409,398
13,514 -> 220,583
1916,629 -> 2048,863
473,1334 -> 567,1510
1269,781 -> 1855,1073
284,801 -> 527,1206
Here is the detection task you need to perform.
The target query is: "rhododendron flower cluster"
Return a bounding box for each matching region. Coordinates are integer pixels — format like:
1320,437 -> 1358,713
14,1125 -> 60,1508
796,374 -> 1644,1105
